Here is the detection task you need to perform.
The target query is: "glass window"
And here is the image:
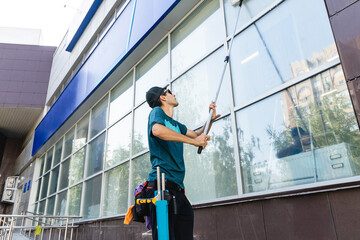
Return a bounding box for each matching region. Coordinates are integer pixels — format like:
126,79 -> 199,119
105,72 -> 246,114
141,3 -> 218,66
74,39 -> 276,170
135,39 -> 168,106
49,166 -> 60,195
67,184 -> 82,216
53,139 -> 63,166
69,147 -> 86,185
103,161 -> 129,216
64,128 -> 75,159
130,153 -> 151,203
236,66 -> 360,193
87,133 -> 105,177
106,114 -> 132,169
39,155 -> 45,176
59,159 -> 70,191
74,114 -> 89,152
55,190 -> 67,216
38,200 -> 46,215
184,116 -> 237,202
46,196 -> 55,216
230,0 -> 338,106
40,173 -> 49,199
109,71 -> 133,125
33,203 -> 38,216
82,175 -> 102,219
133,104 -> 151,154
171,0 -> 224,77
44,148 -> 53,173
90,96 -> 108,138
173,47 -> 232,129
223,0 -> 276,35
35,178 -> 42,201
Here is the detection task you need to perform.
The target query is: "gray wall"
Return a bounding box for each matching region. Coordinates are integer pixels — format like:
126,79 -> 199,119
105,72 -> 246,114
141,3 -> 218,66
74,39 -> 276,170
0,43 -> 55,108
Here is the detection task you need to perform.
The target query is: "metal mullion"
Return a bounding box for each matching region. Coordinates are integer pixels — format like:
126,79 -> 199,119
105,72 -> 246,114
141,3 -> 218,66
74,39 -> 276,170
50,144 -> 55,169
108,66 -> 133,93
168,34 -> 172,84
82,141 -> 90,187
45,169 -> 51,199
233,59 -> 341,113
65,180 -> 84,194
99,95 -> 111,218
99,170 -> 106,218
231,109 -> 244,196
234,176 -> 360,200
53,190 -> 59,219
104,158 -> 131,173
88,127 -> 107,144
133,99 -> 147,111
77,108 -> 92,219
78,181 -> 85,220
127,70 -> 136,209
88,94 -> 108,141
219,0 -> 244,197
37,176 -> 45,204
78,212 -> 126,223
107,110 -> 132,130
131,149 -> 149,160
35,156 -> 44,182
52,161 -> 61,170
81,171 -> 103,185
60,135 -> 65,165
47,169 -> 56,199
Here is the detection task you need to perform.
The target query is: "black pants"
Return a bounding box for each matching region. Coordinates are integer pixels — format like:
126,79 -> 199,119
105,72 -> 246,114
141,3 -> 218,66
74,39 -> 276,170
147,185 -> 194,240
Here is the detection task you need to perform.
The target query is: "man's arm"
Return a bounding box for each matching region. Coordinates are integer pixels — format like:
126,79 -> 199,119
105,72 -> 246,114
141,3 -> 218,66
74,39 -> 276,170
152,123 -> 209,148
186,101 -> 221,138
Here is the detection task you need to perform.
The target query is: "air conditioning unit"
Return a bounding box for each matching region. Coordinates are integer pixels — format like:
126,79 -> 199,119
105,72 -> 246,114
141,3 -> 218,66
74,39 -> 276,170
1,176 -> 18,203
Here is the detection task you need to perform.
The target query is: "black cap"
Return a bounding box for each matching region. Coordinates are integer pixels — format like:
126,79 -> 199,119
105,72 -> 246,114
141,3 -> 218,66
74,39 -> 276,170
146,84 -> 169,108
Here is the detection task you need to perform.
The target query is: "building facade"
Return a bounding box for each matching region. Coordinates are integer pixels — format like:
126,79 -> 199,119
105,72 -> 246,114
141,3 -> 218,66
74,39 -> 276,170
4,0 -> 360,239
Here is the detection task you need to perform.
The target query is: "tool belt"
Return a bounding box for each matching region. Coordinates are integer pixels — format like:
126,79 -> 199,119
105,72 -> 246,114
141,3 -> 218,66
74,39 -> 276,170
147,179 -> 184,193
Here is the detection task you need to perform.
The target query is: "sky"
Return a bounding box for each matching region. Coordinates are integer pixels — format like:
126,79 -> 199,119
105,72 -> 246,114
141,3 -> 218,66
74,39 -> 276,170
0,0 -> 83,46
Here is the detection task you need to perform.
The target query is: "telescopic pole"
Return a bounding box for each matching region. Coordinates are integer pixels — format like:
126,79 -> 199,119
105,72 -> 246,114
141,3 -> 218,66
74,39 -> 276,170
198,0 -> 243,154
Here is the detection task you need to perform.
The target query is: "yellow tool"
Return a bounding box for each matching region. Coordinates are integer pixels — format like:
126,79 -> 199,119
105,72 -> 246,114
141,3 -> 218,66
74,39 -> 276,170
136,197 -> 157,205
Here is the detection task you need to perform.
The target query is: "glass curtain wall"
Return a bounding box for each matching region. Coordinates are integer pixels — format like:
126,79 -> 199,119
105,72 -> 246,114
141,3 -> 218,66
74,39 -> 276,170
32,0 -> 360,221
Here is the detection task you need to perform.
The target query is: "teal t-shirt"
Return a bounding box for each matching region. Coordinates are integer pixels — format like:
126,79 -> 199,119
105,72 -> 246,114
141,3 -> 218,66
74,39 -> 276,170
147,107 -> 187,189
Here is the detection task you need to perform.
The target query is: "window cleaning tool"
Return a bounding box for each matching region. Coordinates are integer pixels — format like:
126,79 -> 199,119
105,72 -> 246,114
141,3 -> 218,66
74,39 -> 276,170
198,0 -> 243,154
155,171 -> 169,240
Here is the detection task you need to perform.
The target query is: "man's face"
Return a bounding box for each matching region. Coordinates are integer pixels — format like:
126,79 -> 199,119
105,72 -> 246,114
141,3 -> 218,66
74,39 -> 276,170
162,89 -> 178,107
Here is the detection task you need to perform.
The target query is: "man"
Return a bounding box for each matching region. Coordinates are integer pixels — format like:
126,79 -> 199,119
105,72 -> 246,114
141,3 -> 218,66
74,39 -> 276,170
145,85 -> 220,239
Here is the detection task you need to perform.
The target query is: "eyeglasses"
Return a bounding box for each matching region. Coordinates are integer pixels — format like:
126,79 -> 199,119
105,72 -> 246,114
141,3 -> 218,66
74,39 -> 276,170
161,89 -> 172,95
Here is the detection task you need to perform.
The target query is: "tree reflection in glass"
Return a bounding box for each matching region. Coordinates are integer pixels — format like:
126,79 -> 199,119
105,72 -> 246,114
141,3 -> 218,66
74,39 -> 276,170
130,153 -> 151,204
106,115 -> 131,169
133,104 -> 151,154
103,162 -> 129,216
69,147 -> 86,185
67,184 -> 82,216
184,116 -> 237,202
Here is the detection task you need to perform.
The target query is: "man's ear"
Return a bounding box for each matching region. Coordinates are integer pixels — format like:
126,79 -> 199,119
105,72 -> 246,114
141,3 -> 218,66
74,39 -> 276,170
159,95 -> 166,102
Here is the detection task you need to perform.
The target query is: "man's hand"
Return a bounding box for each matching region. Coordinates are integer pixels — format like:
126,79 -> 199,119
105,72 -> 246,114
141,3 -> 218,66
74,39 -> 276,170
193,134 -> 210,149
209,101 -> 221,121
